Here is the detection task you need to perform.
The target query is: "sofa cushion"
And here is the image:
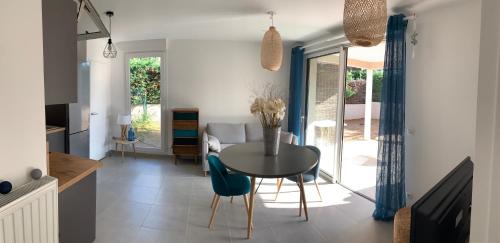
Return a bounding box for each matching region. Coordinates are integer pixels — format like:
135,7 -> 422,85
245,123 -> 263,142
280,131 -> 294,144
220,144 -> 235,151
207,123 -> 246,144
207,135 -> 221,152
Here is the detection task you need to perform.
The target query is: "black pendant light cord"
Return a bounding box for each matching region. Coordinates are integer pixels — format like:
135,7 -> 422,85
105,11 -> 114,40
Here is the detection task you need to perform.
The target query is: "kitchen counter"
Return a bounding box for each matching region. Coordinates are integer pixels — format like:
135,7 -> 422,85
48,152 -> 101,192
46,125 -> 65,135
49,152 -> 100,243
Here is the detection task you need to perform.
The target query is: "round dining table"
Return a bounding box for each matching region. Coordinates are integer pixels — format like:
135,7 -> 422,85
219,142 -> 318,239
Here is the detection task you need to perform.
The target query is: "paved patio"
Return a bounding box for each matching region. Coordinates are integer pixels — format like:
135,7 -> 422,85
341,119 -> 379,200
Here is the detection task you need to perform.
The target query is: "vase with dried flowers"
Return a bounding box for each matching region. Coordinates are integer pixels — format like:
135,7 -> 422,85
250,93 -> 286,156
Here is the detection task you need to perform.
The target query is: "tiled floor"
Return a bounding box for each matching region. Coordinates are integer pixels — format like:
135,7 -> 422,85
95,153 -> 393,243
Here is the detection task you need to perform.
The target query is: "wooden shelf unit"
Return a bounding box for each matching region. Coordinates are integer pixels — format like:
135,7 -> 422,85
172,108 -> 199,164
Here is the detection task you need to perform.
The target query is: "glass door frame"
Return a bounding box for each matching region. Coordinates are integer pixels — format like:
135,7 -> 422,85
125,51 -> 167,154
303,46 -> 348,183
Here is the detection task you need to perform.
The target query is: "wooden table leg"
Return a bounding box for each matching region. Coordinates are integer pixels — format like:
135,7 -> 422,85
121,144 -> 124,160
298,174 -> 309,221
132,143 -> 137,159
299,185 -> 303,217
247,177 -> 256,239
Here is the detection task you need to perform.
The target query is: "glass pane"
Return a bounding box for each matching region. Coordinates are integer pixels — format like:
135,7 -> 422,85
129,56 -> 161,149
305,53 -> 341,176
340,44 -> 385,200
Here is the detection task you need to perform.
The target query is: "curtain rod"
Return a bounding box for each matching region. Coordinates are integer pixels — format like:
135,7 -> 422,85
404,13 -> 417,21
300,34 -> 345,50
301,13 -> 416,50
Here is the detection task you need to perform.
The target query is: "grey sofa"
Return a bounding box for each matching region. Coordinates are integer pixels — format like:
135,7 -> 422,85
201,123 -> 298,175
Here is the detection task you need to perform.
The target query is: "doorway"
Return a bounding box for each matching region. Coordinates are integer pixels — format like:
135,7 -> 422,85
304,44 -> 385,200
340,44 -> 385,200
126,52 -> 165,152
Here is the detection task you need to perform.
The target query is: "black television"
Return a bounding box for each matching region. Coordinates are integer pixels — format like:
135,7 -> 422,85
410,157 -> 473,243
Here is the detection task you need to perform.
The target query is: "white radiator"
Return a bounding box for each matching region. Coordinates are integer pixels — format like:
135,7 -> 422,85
0,177 -> 58,243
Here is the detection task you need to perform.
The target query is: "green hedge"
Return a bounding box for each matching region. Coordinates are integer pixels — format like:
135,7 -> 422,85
130,57 -> 161,105
345,68 -> 384,102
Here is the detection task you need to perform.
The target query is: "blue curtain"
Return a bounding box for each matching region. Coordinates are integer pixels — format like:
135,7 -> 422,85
288,46 -> 305,144
373,14 -> 408,221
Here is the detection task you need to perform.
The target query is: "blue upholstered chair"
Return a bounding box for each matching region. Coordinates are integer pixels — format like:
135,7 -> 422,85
275,145 -> 322,201
207,155 -> 251,229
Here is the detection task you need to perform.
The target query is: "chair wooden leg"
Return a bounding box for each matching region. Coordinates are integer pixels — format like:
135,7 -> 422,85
275,178 -> 284,201
243,194 -> 254,230
243,194 -> 249,212
210,194 -> 216,208
208,195 -> 221,229
314,180 -> 323,201
230,196 -> 234,203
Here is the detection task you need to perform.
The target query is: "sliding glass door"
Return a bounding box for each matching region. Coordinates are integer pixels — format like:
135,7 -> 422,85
305,49 -> 346,179
304,44 -> 384,200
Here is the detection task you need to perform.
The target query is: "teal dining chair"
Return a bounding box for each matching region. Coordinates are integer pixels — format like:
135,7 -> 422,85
275,145 -> 322,201
207,155 -> 251,229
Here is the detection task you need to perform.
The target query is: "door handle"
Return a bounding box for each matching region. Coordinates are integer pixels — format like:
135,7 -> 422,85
90,112 -> 98,115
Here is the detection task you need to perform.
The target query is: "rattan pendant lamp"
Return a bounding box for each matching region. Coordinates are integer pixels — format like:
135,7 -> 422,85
260,11 -> 283,71
343,0 -> 387,47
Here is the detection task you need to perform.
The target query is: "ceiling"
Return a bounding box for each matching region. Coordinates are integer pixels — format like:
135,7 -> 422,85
77,0 -> 459,43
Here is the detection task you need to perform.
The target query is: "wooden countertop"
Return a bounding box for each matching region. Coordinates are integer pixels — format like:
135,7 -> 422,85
49,152 -> 102,193
46,126 -> 66,135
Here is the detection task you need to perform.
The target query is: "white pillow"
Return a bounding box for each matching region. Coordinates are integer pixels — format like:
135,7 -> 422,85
207,135 -> 221,152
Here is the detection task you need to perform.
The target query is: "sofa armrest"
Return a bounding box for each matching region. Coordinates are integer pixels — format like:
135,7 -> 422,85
394,207 -> 411,243
201,131 -> 210,173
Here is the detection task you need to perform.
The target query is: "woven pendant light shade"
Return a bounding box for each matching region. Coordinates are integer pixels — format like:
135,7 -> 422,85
343,0 -> 387,47
261,26 -> 283,71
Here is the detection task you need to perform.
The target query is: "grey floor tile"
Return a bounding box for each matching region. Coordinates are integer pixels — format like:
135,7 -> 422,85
95,154 -> 392,243
123,185 -> 160,204
143,205 -> 189,232
138,227 -> 187,243
97,200 -> 152,227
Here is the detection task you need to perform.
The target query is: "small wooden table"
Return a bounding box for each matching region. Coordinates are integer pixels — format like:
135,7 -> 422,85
113,137 -> 138,160
219,142 -> 318,239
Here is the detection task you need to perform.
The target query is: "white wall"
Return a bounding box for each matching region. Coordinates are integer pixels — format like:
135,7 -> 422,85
344,103 -> 380,120
470,0 -> 500,241
0,1 -> 47,187
405,0 -> 481,202
167,39 -> 291,135
109,39 -> 291,154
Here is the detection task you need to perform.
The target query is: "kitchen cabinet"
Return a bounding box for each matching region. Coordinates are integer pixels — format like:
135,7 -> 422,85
42,0 -> 77,105
49,152 -> 100,243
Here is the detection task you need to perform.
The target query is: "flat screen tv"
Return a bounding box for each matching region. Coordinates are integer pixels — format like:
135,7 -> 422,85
410,157 -> 473,243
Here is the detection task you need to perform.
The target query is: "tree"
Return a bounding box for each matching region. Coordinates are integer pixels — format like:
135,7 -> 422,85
372,70 -> 384,102
129,57 -> 161,120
